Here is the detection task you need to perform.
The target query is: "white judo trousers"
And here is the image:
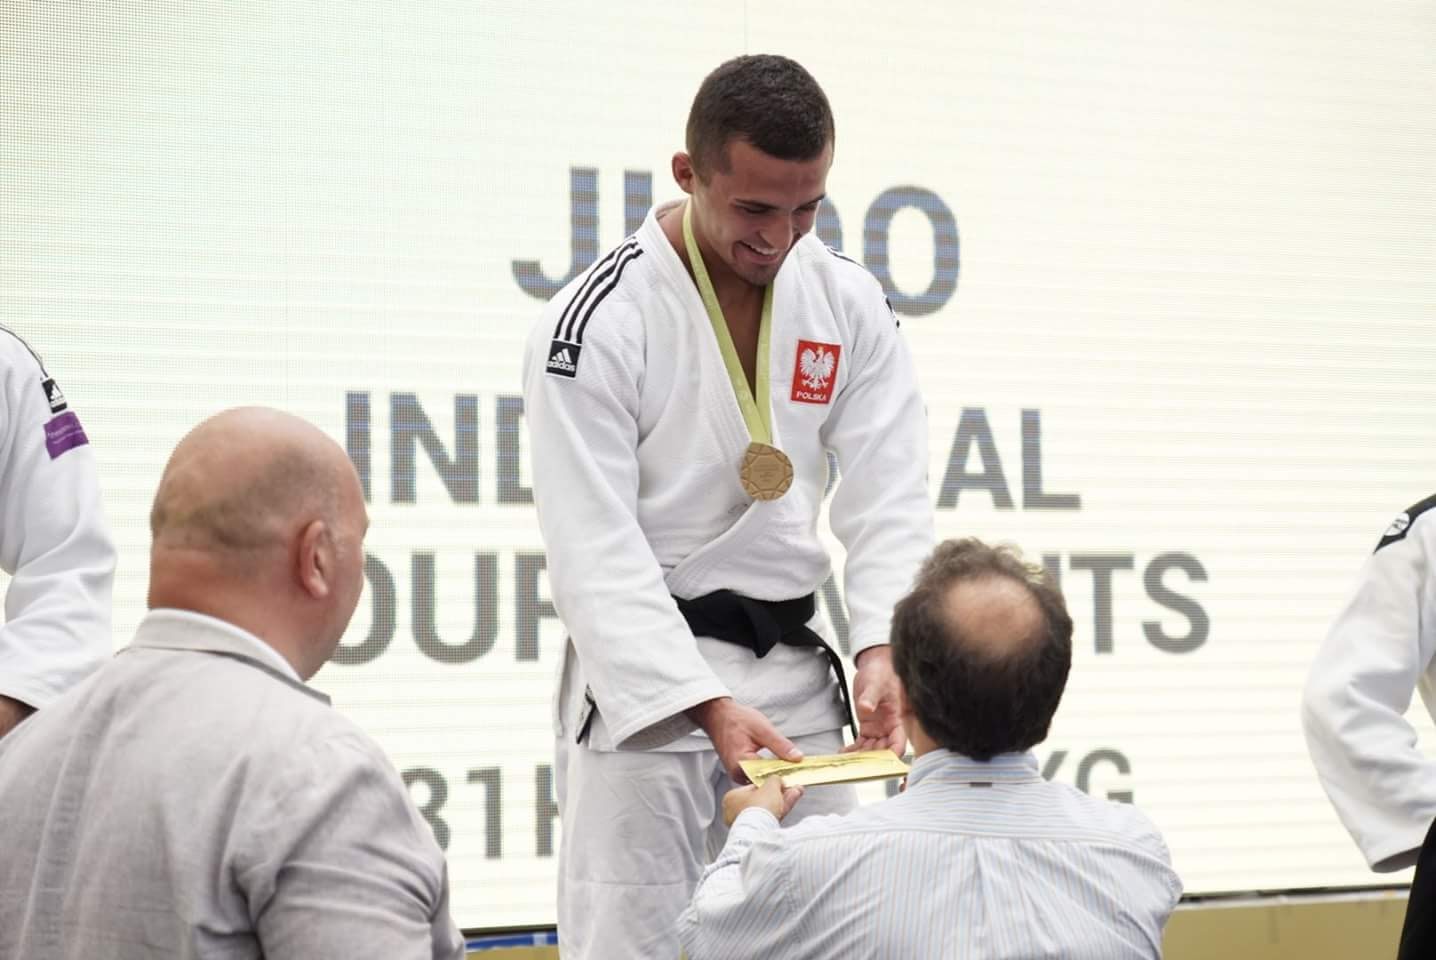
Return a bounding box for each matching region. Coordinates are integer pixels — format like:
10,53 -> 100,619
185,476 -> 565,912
554,728 -> 856,959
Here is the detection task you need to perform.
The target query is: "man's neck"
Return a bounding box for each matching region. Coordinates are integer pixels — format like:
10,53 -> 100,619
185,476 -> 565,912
906,719 -> 940,759
149,556 -> 312,680
660,203 -> 765,309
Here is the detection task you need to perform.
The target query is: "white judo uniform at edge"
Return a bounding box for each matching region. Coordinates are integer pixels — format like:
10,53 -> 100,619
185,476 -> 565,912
1305,498 -> 1436,872
525,200 -> 934,752
0,331 -> 114,712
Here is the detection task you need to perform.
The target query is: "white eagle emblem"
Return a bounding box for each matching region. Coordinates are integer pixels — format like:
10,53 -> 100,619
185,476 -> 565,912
799,346 -> 836,390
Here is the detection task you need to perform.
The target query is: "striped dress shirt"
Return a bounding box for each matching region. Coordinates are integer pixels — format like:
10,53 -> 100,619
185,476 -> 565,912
678,749 -> 1181,959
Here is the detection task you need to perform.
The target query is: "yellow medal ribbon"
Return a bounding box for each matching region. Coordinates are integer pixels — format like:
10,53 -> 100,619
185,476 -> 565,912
682,201 -> 775,446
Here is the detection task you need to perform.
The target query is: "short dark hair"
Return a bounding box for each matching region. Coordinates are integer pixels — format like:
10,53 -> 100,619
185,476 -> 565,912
685,54 -> 835,178
891,539 -> 1073,762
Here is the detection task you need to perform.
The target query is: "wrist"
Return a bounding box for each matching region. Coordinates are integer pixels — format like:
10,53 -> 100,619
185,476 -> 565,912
685,696 -> 733,731
735,805 -> 781,828
723,791 -> 783,828
855,644 -> 891,669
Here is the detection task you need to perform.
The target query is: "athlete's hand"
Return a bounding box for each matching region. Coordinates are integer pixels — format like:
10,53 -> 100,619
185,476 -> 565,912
844,645 -> 907,756
687,697 -> 803,783
721,774 -> 805,826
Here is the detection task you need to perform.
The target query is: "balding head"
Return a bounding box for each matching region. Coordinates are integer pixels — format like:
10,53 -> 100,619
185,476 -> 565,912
939,575 -> 1046,663
891,539 -> 1073,761
152,408 -> 345,561
148,408 -> 368,678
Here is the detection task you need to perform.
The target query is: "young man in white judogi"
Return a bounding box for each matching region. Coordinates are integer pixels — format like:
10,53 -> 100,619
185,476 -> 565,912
523,54 -> 935,958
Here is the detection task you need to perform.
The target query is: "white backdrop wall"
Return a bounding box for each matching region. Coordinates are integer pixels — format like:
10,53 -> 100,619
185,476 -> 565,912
4,0 -> 1435,929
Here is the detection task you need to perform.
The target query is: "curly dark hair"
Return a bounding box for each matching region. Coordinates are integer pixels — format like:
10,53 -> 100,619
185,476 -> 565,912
685,54 -> 834,178
891,539 -> 1073,761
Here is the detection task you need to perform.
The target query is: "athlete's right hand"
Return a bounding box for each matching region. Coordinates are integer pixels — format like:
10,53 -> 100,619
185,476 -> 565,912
686,696 -> 803,783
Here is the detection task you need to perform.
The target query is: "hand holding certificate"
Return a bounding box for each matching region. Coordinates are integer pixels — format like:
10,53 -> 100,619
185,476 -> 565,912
739,749 -> 910,788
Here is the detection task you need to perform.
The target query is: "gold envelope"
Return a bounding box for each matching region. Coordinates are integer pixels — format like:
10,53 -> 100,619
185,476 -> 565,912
739,749 -> 910,788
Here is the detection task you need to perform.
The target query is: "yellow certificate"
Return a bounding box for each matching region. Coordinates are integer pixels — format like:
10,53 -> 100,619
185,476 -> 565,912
740,749 -> 909,788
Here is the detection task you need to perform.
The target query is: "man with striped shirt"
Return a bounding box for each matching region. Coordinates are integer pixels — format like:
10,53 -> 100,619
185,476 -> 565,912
679,539 -> 1181,959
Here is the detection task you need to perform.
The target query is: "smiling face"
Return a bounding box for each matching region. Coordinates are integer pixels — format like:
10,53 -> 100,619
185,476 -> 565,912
674,137 -> 832,290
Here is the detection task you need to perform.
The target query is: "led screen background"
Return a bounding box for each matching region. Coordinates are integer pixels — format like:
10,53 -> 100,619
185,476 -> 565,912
4,0 -> 1435,928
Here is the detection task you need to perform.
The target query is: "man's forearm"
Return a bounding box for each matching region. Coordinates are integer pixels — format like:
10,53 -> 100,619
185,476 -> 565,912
686,695 -> 734,731
678,809 -> 795,960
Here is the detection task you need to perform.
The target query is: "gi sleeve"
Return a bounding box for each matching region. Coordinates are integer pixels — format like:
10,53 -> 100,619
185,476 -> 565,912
1303,503 -> 1436,871
240,732 -> 466,960
524,304 -> 728,749
0,340 -> 116,710
677,808 -> 812,960
820,284 -> 935,655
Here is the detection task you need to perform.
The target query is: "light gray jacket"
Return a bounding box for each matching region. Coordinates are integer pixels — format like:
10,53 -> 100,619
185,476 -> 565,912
0,609 -> 464,960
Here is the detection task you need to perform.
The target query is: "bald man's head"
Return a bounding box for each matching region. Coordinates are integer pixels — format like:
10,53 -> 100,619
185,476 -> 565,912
148,407 -> 368,677
891,539 -> 1073,761
152,408 -> 345,565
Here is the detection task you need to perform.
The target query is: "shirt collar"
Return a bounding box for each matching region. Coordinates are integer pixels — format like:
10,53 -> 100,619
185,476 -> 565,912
907,748 -> 1043,788
123,609 -> 327,703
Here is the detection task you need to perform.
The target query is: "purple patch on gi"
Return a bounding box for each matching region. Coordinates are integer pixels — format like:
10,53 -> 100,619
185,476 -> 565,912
44,411 -> 89,459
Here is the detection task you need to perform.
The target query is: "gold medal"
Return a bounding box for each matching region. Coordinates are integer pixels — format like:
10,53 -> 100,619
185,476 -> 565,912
740,441 -> 794,501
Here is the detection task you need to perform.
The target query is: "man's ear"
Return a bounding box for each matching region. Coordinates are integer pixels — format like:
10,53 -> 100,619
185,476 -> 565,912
672,151 -> 696,195
296,519 -> 333,600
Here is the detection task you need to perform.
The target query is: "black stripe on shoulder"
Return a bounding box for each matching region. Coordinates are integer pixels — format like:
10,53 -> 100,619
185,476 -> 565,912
555,239 -> 639,342
572,246 -> 645,344
0,324 -> 48,374
823,247 -> 900,328
1375,493 -> 1436,552
885,295 -> 900,329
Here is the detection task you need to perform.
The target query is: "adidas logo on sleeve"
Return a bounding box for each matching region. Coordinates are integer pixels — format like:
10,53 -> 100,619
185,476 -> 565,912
545,238 -> 645,381
41,377 -> 67,413
546,340 -> 581,378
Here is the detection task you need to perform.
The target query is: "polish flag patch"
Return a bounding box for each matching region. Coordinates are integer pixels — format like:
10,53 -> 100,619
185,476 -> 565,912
790,339 -> 842,404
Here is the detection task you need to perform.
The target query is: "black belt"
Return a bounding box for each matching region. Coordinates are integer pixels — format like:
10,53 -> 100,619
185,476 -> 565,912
675,590 -> 857,741
574,591 -> 858,744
